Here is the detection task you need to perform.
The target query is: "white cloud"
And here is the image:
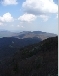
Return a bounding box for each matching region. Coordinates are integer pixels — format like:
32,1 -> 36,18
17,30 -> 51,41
17,25 -> 24,28
39,15 -> 49,21
56,14 -> 58,18
1,0 -> 18,5
0,22 -> 3,26
0,12 -> 14,22
18,13 -> 36,22
22,0 -> 58,15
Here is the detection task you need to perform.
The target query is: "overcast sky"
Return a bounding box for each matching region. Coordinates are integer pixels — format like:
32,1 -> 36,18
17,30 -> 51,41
0,0 -> 58,34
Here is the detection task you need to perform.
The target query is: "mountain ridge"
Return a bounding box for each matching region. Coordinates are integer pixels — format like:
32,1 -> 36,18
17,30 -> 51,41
0,31 -> 57,39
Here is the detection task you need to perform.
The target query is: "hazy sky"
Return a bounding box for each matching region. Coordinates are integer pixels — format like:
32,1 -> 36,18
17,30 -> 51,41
0,0 -> 58,34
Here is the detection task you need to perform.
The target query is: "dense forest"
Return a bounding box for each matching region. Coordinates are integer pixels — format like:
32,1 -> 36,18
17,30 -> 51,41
0,36 -> 58,76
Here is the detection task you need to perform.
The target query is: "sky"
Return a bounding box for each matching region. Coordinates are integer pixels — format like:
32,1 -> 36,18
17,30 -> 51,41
0,0 -> 58,34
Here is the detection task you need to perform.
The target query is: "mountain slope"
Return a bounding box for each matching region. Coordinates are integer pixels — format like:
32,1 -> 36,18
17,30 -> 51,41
0,37 -> 42,60
0,36 -> 58,76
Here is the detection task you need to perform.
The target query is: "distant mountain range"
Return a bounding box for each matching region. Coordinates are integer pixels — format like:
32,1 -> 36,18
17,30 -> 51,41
0,36 -> 58,76
0,30 -> 57,40
14,31 -> 57,40
0,31 -> 19,38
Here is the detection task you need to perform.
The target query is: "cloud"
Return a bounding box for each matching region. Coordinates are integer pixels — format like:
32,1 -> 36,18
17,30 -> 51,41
0,22 -> 3,26
0,12 -> 14,22
18,13 -> 36,22
1,0 -> 18,5
17,25 -> 24,28
39,15 -> 49,21
22,0 -> 58,15
56,14 -> 58,18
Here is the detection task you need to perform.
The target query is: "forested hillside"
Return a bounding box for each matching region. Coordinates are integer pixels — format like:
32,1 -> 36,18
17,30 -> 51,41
0,36 -> 58,76
0,37 -> 42,60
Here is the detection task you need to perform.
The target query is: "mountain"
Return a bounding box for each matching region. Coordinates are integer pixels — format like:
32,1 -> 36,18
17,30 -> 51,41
0,36 -> 58,76
14,31 -> 57,40
0,30 -> 20,38
0,31 -> 14,38
0,31 -> 57,40
0,37 -> 42,60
